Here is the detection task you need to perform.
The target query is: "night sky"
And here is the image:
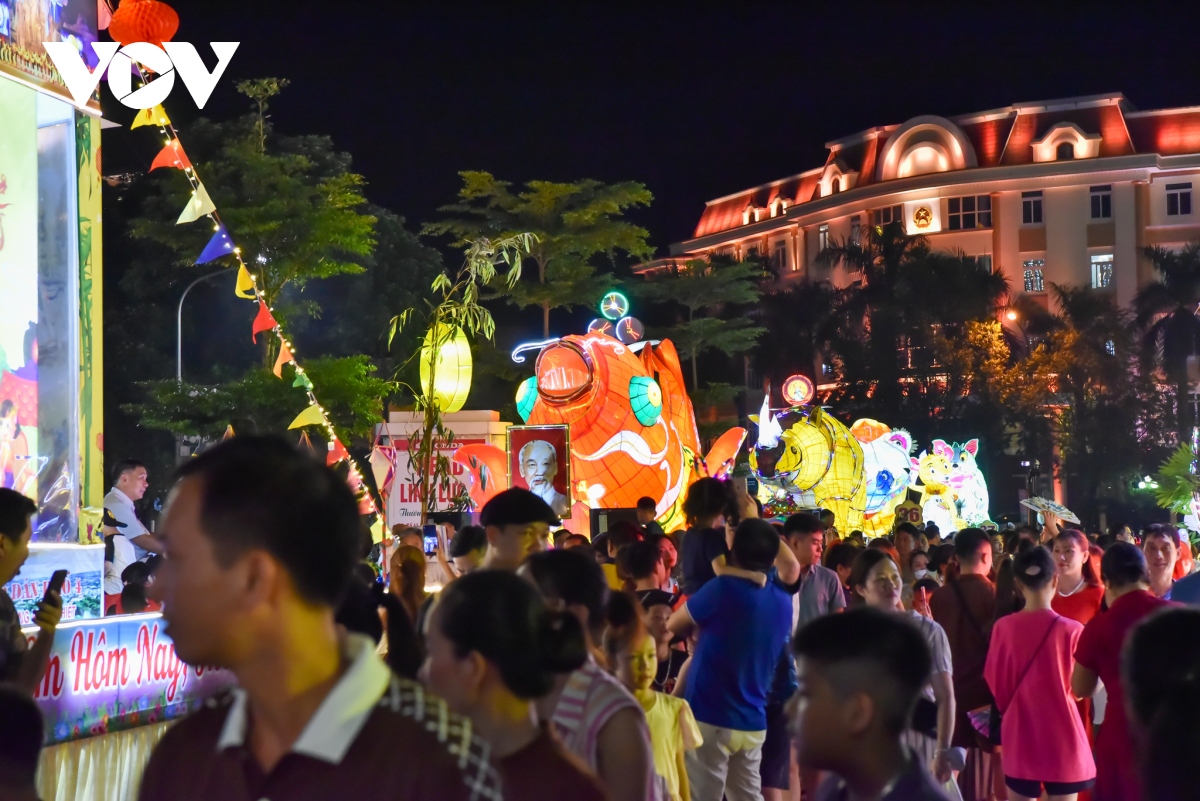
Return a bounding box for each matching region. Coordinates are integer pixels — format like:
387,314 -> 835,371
100,1 -> 1200,253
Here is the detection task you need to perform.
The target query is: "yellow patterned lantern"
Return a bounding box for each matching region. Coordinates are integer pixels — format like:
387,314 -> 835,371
420,325 -> 472,413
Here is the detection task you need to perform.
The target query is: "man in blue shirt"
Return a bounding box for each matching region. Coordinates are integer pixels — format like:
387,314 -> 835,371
669,518 -> 792,801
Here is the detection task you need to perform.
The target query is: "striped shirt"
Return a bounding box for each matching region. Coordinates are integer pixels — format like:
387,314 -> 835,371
551,656 -> 661,799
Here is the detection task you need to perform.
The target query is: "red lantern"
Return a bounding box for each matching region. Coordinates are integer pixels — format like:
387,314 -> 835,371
107,0 -> 180,48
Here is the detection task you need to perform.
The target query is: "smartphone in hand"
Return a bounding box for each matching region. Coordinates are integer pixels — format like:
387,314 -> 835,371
44,569 -> 68,602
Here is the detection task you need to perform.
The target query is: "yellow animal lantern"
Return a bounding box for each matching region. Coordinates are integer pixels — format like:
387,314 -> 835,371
749,395 -> 868,533
911,446 -> 958,532
419,324 -> 472,413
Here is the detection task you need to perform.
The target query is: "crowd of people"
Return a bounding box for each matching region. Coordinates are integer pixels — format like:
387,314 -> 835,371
2,436 -> 1200,800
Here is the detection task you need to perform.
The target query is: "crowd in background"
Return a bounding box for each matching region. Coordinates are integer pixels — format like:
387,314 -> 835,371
1,438 -> 1200,800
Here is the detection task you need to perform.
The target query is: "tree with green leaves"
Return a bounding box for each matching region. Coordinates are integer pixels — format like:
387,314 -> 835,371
1135,243 -> 1200,440
390,235 -> 533,523
426,171 -> 653,337
127,77 -> 377,367
638,256 -> 766,389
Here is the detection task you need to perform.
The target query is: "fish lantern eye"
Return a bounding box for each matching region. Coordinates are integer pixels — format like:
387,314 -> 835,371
535,342 -> 593,404
790,446 -> 799,455
629,376 -> 663,426
515,376 -> 538,422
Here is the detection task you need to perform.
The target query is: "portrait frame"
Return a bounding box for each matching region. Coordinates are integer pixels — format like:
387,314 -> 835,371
507,424 -> 572,518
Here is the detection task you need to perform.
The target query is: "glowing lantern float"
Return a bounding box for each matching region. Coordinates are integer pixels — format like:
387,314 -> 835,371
420,325 -> 472,413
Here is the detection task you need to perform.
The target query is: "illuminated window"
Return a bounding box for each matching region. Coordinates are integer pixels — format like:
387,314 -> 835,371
1105,340 -> 1115,356
773,241 -> 790,271
1022,191 -> 1043,225
1091,254 -> 1113,289
850,215 -> 861,244
1023,260 -> 1045,292
947,195 -> 992,230
965,254 -> 993,272
818,224 -> 830,251
1167,183 -> 1193,216
872,205 -> 903,226
1090,185 -> 1112,219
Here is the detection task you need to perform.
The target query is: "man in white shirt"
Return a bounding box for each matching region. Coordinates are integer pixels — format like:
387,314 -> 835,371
103,460 -> 162,560
102,508 -> 136,597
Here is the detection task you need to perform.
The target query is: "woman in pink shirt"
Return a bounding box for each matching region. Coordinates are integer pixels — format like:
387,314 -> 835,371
985,546 -> 1095,801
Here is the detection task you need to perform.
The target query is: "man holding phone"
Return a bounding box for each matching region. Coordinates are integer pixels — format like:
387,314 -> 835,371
0,488 -> 63,694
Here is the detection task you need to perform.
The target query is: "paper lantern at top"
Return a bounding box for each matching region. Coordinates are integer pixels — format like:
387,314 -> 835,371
420,325 -> 472,413
108,0 -> 179,47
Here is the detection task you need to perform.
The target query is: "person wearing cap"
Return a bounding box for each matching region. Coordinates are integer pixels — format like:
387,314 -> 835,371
480,488 -> 559,571
103,507 -> 136,608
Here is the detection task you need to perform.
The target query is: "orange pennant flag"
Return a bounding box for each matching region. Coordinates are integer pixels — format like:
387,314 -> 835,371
149,139 -> 193,172
221,424 -> 236,440
251,300 -> 277,343
272,342 -> 294,378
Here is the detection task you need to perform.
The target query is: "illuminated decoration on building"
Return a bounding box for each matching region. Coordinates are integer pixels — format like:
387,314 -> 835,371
454,333 -> 746,533
749,392 -> 868,533
912,206 -> 933,229
781,374 -> 815,407
419,324 -> 472,413
615,316 -> 645,344
851,419 -> 914,537
599,291 -> 630,320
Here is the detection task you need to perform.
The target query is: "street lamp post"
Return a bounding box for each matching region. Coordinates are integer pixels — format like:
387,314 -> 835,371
177,269 -> 229,383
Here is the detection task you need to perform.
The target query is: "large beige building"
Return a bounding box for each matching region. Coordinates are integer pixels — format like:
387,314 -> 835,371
643,93 -> 1200,313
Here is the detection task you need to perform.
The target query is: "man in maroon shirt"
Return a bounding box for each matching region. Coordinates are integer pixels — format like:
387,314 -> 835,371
929,528 -> 995,801
138,437 -> 501,801
1072,542 -> 1174,801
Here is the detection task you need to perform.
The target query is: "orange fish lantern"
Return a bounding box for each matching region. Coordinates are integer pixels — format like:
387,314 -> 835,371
454,333 -> 745,534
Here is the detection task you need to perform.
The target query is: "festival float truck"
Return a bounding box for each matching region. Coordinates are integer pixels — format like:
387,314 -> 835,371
0,10 -> 231,800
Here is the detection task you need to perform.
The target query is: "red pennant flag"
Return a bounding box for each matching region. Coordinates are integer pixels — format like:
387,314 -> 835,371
327,438 -> 351,466
149,139 -> 193,172
251,300 -> 277,343
272,342 -> 294,378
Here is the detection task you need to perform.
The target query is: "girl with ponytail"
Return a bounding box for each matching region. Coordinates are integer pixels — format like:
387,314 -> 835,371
525,549 -> 660,801
421,570 -> 607,801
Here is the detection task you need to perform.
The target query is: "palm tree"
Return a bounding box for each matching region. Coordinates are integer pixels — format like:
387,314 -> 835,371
816,221 -> 930,414
1134,243 -> 1200,440
750,279 -> 838,392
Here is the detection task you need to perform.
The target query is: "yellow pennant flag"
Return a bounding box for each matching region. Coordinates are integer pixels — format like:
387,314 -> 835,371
288,405 -> 326,430
131,105 -> 171,129
235,264 -> 256,299
176,182 -> 217,225
222,424 -> 235,440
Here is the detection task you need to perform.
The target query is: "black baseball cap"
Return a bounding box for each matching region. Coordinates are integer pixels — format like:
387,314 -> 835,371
479,488 -> 560,528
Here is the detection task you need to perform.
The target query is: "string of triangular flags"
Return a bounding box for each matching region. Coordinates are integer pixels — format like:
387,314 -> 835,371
128,97 -> 380,517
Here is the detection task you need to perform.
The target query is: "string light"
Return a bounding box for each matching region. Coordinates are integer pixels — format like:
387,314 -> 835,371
132,63 -> 381,516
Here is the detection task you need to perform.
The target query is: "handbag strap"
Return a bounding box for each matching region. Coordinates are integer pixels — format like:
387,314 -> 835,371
1001,616 -> 1059,715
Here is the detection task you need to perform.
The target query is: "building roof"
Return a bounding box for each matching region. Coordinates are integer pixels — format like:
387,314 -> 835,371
689,93 -> 1198,240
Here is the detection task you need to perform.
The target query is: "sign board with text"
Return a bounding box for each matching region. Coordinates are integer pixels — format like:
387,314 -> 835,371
24,613 -> 233,745
385,438 -> 482,528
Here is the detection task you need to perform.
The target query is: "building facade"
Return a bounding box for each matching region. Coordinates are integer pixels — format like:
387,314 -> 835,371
644,93 -> 1200,316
